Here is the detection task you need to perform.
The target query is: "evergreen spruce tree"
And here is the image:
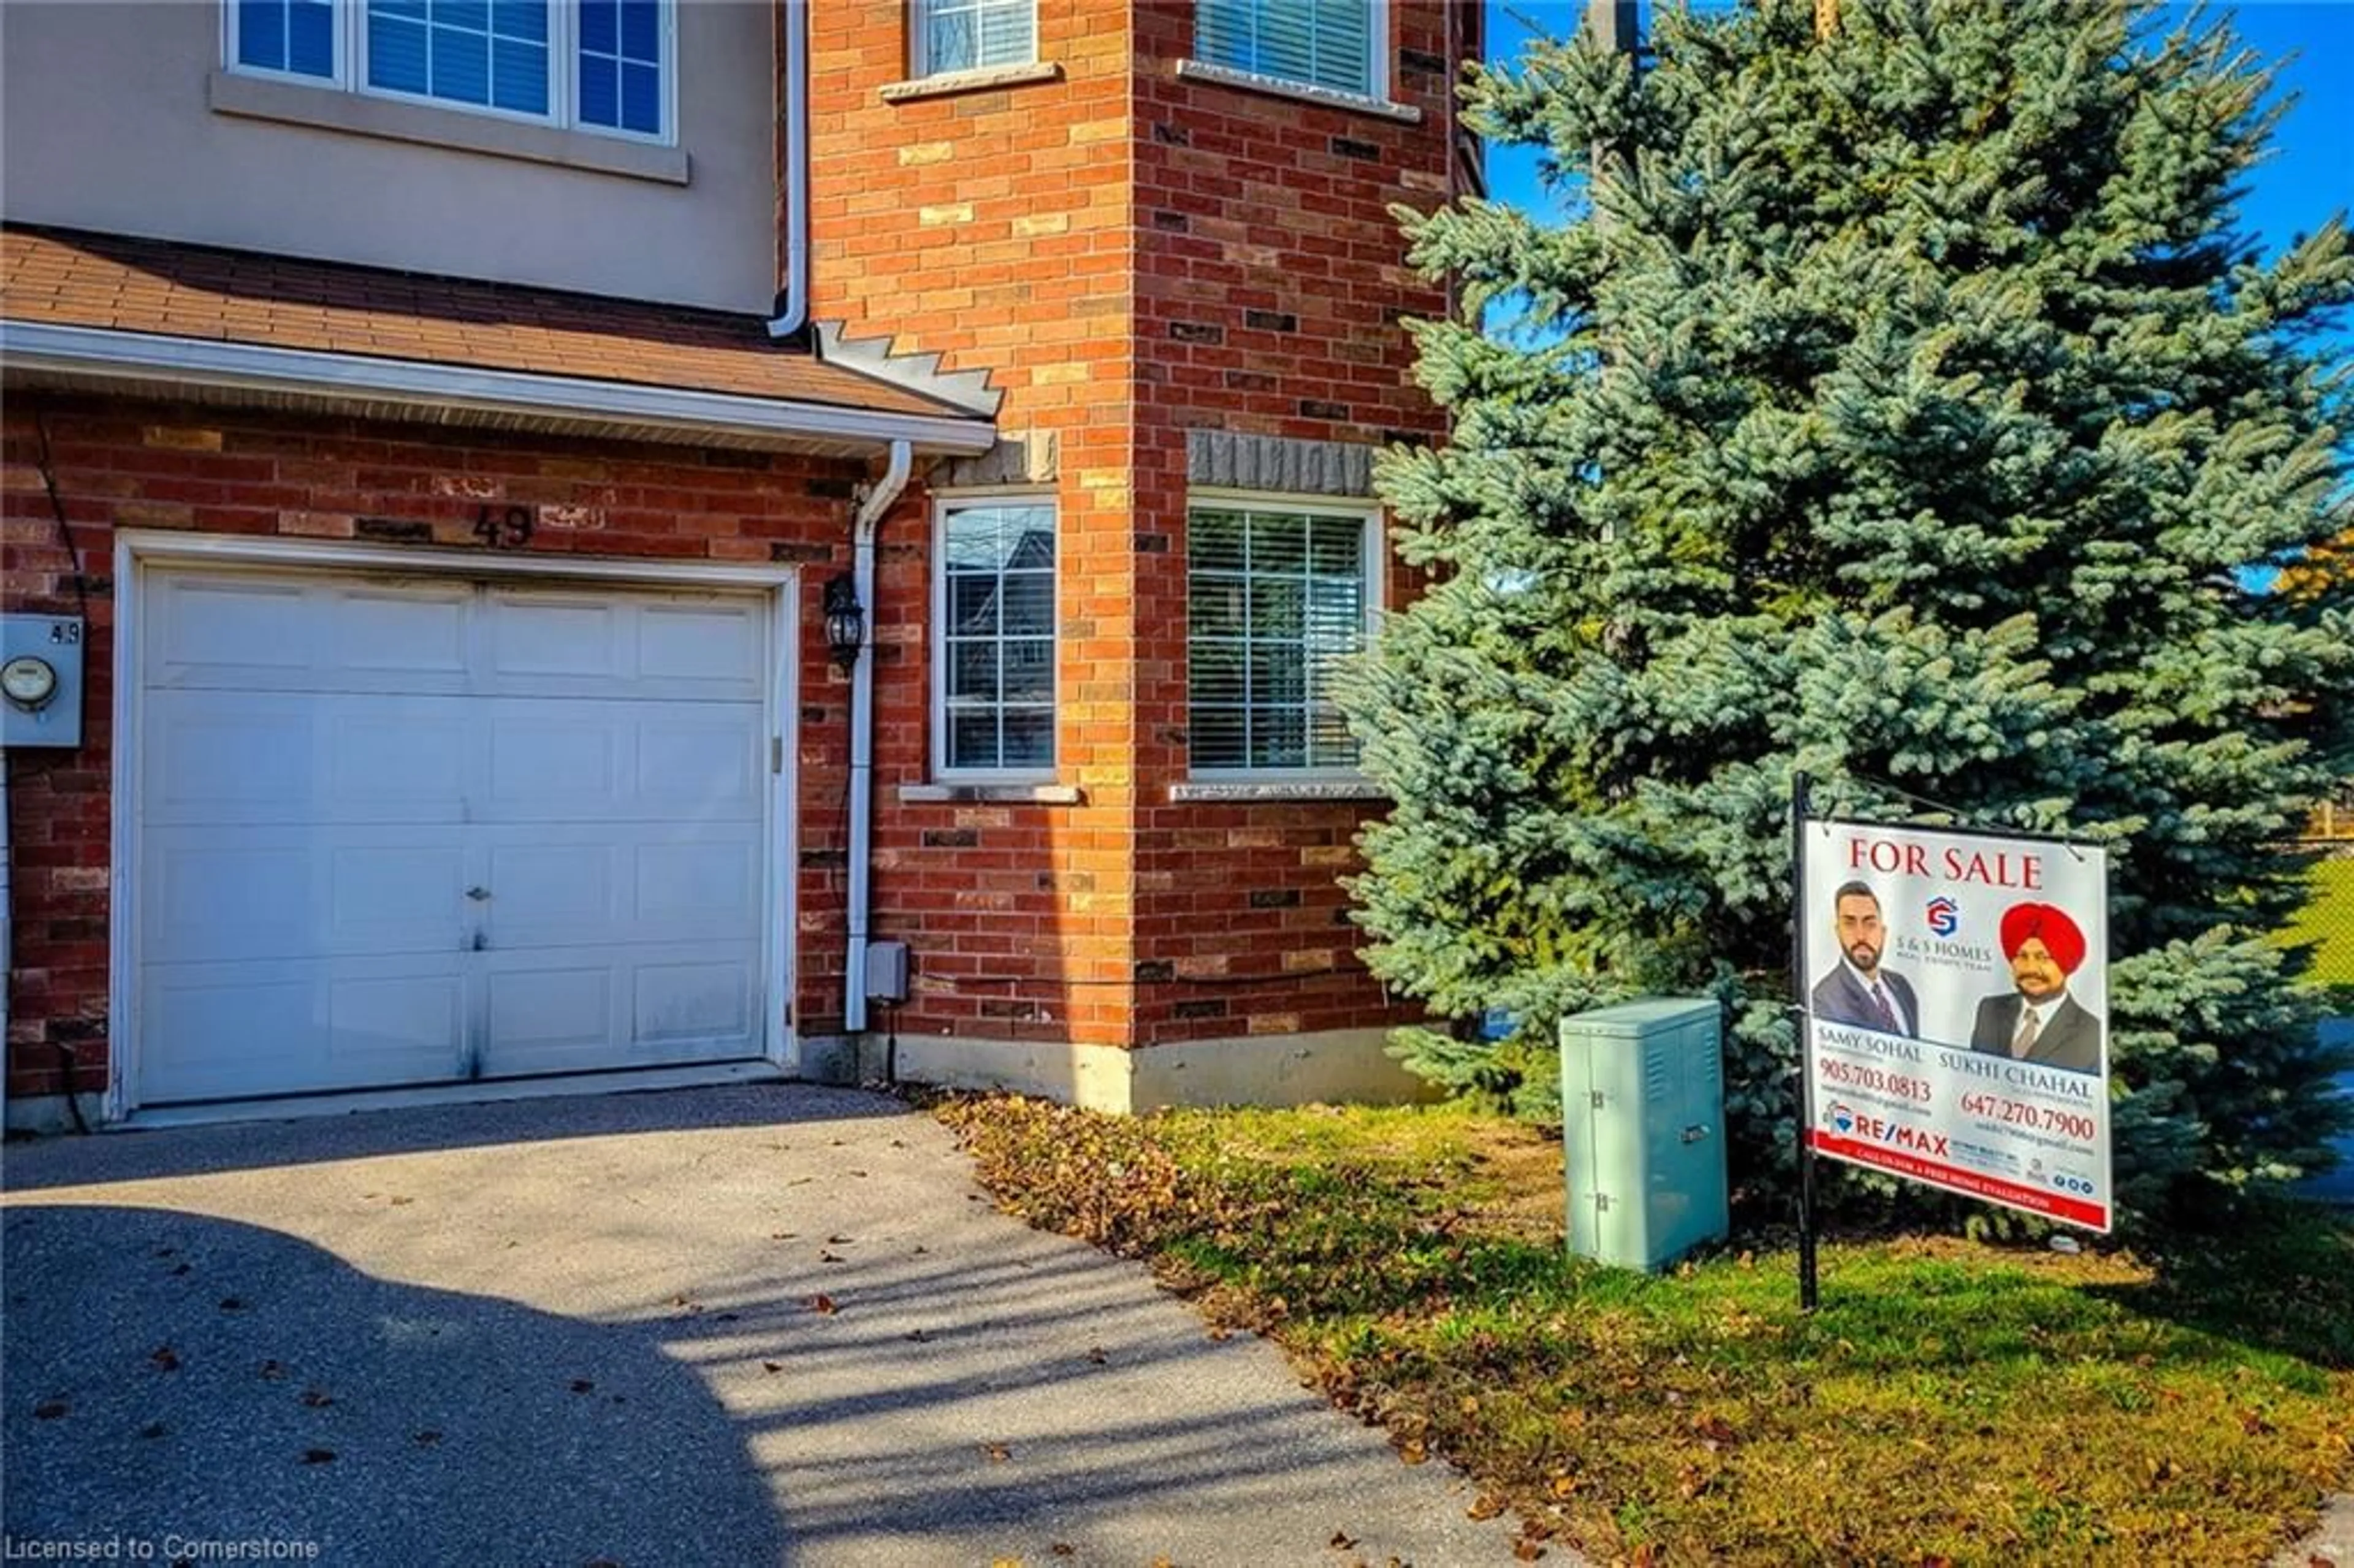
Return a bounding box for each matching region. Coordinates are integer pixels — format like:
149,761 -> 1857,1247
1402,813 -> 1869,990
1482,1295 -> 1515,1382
1347,0 -> 2354,1215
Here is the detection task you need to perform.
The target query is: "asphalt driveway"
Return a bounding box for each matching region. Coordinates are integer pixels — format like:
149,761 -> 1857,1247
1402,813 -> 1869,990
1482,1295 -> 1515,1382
1,1084 -> 1525,1567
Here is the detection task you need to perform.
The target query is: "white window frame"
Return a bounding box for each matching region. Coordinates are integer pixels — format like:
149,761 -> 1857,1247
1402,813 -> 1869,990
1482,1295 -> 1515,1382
932,491 -> 1059,785
1185,490 -> 1383,782
223,0 -> 678,147
1189,0 -> 1388,105
908,0 -> 1038,79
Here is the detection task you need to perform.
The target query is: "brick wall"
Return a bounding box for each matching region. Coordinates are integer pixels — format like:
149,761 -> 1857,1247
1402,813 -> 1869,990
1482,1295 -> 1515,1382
0,400 -> 863,1103
1126,3 -> 1458,1046
804,1 -> 1464,1054
807,0 -> 1142,1046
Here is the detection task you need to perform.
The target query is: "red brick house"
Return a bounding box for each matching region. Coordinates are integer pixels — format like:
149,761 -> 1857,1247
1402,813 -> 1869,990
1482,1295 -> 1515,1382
0,0 -> 1480,1130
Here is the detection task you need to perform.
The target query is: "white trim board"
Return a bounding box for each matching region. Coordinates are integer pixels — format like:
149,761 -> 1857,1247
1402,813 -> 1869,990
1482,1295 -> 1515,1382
105,530 -> 804,1122
0,321 -> 998,455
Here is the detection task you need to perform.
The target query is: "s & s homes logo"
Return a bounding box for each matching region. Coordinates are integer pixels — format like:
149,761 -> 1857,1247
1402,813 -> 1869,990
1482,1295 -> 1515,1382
1924,896 -> 1961,938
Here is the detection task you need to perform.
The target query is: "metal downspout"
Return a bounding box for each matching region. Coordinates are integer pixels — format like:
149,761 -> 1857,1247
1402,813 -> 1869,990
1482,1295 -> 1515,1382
844,440 -> 912,1035
766,0 -> 811,340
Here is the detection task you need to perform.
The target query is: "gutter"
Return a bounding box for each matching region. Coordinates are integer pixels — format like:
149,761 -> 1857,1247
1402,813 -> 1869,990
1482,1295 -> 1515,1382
844,439 -> 912,1035
0,324 -> 994,455
766,0 -> 811,341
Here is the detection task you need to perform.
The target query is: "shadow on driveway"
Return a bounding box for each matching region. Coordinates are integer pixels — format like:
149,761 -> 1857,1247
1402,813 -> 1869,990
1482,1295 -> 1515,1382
2,1204 -> 788,1566
1,1084 -> 1518,1567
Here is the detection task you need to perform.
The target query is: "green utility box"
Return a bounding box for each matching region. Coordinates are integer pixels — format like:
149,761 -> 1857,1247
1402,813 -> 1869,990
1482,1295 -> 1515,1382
1559,999 -> 1729,1272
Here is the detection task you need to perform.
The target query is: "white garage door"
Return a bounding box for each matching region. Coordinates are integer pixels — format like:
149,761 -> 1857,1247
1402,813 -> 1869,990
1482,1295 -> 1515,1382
133,565 -> 777,1105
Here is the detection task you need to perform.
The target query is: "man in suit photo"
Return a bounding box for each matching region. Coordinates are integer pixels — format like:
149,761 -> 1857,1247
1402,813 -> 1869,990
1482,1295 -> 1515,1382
1970,902 -> 2104,1075
1811,881 -> 1919,1037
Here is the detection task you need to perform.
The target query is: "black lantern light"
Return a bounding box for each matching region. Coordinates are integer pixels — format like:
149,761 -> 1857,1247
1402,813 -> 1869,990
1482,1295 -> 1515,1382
822,573 -> 866,671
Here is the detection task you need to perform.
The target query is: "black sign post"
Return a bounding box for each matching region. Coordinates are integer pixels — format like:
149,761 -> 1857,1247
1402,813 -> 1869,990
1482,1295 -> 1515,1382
1790,769 -> 1821,1313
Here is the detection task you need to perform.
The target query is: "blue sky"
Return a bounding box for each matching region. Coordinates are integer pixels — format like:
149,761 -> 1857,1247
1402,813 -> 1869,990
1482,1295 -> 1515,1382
1484,2 -> 2354,268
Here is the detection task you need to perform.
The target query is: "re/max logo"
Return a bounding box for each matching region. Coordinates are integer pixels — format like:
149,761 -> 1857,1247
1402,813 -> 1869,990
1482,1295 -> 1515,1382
1844,1114 -> 1949,1159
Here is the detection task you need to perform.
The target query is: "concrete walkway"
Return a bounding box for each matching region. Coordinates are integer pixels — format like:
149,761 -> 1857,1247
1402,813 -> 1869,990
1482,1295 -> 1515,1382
1,1084 -> 1524,1567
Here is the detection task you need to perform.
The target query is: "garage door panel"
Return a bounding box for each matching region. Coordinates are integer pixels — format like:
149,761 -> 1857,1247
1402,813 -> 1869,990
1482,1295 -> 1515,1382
147,828 -> 469,961
636,716 -> 763,812
149,574 -> 313,681
486,964 -> 619,1063
485,588 -> 766,702
145,690 -> 471,826
481,829 -> 759,946
150,571 -> 477,696
145,701 -> 312,818
140,956 -> 468,1103
635,956 -> 755,1045
487,714 -> 624,810
337,588 -> 472,676
148,839 -> 312,959
481,944 -> 757,1076
638,602 -> 763,687
638,839 -> 760,926
327,707 -> 471,808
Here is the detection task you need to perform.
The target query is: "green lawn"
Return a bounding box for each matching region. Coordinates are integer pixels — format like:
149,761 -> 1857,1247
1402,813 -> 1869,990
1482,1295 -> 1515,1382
935,1096 -> 2354,1567
2282,857 -> 2354,989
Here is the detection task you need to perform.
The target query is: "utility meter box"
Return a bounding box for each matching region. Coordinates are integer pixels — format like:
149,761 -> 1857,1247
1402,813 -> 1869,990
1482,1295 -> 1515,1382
1559,999 -> 1729,1272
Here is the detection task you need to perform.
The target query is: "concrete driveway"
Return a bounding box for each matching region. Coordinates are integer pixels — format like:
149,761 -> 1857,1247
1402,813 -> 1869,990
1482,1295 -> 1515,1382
1,1084 -> 1526,1567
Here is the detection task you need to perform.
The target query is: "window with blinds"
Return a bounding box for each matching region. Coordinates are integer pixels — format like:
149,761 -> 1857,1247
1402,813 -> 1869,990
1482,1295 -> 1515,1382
1187,503 -> 1373,775
918,0 -> 1034,76
1194,0 -> 1375,97
935,499 -> 1057,777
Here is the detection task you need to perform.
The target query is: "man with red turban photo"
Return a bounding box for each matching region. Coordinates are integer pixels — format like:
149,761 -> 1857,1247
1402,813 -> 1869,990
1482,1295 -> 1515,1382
1970,902 -> 2104,1075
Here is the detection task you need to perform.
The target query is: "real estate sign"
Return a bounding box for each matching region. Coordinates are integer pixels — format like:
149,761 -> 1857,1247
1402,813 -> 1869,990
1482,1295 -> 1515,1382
1801,820 -> 2112,1232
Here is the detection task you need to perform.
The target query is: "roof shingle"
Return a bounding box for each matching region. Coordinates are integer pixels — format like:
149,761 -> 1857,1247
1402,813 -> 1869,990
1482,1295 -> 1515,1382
0,226 -> 973,422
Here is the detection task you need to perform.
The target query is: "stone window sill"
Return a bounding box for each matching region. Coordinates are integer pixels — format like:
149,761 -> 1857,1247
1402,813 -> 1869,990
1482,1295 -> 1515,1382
880,62 -> 1064,103
899,782 -> 1086,805
1173,59 -> 1422,124
1168,780 -> 1388,804
208,71 -> 690,185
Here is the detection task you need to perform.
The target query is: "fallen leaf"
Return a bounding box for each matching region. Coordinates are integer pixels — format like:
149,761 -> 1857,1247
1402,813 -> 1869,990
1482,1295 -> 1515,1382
820,1252 -> 845,1264
139,1422 -> 167,1439
989,1558 -> 1021,1568
150,1345 -> 181,1372
1548,1475 -> 1579,1499
1511,1542 -> 1545,1562
826,1234 -> 854,1245
218,1297 -> 247,1312
1468,1494 -> 1507,1521
771,1231 -> 799,1241
1398,1439 -> 1428,1466
981,1442 -> 1011,1463
300,1388 -> 334,1409
33,1401 -> 68,1420
807,1295 -> 839,1316
570,1380 -> 595,1394
1086,1347 -> 1108,1365
300,1449 -> 336,1464
413,1431 -> 442,1446
763,1362 -> 784,1374
1051,1546 -> 1075,1558
905,1330 -> 933,1344
1328,1531 -> 1357,1551
170,1263 -> 191,1277
389,1197 -> 414,1207
259,1361 -> 288,1380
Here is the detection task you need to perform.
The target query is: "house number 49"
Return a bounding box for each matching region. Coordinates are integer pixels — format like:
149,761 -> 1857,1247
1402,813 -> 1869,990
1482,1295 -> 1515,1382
474,504 -> 536,549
